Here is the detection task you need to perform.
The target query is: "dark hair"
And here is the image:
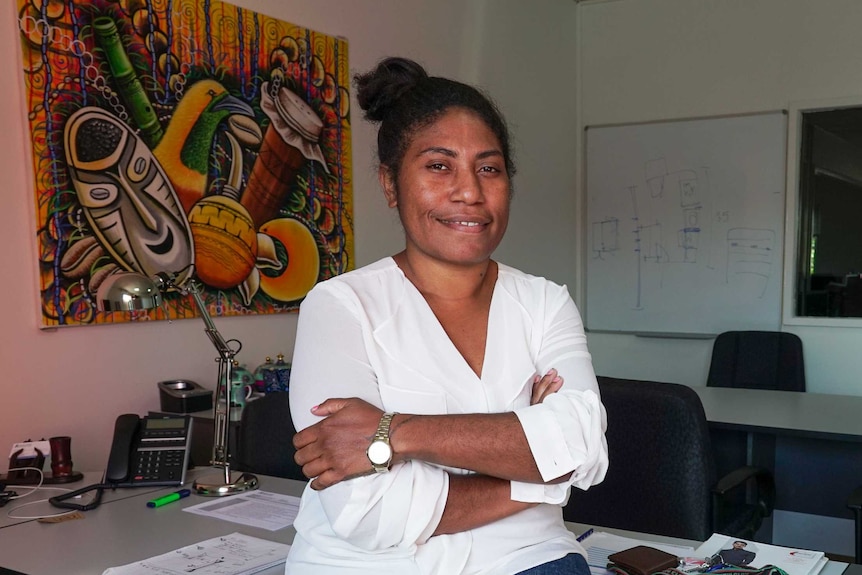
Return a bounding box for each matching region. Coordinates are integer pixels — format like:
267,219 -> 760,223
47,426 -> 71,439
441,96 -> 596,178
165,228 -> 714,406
353,57 -> 516,183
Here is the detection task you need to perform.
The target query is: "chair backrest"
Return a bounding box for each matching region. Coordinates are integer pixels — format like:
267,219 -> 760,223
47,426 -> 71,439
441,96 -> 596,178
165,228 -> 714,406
563,376 -> 715,541
707,331 -> 805,392
236,392 -> 306,481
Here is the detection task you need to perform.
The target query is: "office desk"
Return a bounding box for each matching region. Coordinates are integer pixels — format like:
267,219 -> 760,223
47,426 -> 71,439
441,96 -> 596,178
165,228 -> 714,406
691,386 -> 862,441
690,386 -> 862,554
0,469 -> 854,575
0,470 -> 302,574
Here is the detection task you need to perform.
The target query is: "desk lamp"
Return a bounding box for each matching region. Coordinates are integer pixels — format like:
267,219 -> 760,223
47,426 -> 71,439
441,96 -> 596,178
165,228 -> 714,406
97,271 -> 259,496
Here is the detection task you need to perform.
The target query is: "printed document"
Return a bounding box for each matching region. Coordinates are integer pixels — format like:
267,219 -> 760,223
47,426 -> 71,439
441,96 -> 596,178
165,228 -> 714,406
694,533 -> 826,575
102,532 -> 289,575
183,490 -> 300,531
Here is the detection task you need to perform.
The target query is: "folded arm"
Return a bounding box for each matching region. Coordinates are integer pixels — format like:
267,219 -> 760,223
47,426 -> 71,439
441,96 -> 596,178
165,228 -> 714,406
295,369 -> 565,489
289,278 -> 607,546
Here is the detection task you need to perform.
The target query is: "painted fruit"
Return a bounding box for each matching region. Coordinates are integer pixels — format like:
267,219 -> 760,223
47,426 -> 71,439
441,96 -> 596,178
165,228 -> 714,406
258,218 -> 319,302
189,196 -> 258,289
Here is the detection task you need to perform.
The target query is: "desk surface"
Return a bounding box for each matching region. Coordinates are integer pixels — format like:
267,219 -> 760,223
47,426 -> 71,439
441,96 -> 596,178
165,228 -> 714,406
691,386 -> 862,441
0,469 -> 852,575
0,470 -> 302,574
0,471 -> 169,531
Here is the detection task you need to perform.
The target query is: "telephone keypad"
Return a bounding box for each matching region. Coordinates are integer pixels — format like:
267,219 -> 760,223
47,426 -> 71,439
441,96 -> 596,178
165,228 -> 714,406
131,448 -> 186,483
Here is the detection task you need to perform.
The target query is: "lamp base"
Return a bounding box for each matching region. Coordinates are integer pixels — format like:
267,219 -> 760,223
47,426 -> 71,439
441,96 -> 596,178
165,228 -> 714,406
193,471 -> 259,497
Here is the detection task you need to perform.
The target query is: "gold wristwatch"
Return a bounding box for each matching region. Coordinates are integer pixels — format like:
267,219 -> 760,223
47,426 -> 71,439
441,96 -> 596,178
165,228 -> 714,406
366,412 -> 396,473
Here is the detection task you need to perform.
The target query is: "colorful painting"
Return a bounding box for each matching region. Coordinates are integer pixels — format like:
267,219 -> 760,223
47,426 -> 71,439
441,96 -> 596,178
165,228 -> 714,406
16,0 -> 353,327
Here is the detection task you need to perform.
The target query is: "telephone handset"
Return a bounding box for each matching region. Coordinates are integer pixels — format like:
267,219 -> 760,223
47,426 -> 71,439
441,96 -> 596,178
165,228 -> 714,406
105,413 -> 193,487
50,413 -> 193,511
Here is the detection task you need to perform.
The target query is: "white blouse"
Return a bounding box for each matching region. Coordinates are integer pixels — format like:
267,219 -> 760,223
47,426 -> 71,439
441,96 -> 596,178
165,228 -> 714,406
285,258 -> 608,575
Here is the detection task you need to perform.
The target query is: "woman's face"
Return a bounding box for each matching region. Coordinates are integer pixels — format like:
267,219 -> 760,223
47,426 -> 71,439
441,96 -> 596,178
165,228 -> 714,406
380,107 -> 511,268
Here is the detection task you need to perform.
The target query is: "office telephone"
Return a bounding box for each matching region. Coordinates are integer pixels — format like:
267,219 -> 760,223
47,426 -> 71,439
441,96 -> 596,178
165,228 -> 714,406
49,413 -> 193,511
105,413 -> 193,487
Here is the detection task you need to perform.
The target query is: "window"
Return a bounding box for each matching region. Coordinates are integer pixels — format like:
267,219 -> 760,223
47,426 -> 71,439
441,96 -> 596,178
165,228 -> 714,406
797,107 -> 862,317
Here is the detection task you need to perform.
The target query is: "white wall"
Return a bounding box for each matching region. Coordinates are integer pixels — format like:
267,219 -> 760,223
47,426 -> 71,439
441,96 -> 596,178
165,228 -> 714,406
577,0 -> 862,396
0,0 -> 580,473
470,1 -> 580,289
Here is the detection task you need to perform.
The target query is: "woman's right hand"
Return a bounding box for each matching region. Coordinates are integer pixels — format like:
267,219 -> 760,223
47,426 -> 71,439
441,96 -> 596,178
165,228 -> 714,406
293,397 -> 385,490
530,368 -> 563,405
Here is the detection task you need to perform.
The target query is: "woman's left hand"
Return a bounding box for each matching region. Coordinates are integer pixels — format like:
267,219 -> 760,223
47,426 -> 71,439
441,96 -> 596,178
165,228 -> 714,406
531,368 -> 563,405
293,397 -> 384,490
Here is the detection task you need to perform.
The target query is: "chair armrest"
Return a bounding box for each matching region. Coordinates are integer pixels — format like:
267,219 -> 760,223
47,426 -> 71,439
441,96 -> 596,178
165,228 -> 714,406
846,484 -> 862,512
714,465 -> 774,497
847,485 -> 862,564
712,465 -> 776,519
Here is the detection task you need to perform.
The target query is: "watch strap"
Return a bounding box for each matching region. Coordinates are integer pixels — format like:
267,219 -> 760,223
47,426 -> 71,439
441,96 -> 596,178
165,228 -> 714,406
369,412 -> 396,473
374,412 -> 395,443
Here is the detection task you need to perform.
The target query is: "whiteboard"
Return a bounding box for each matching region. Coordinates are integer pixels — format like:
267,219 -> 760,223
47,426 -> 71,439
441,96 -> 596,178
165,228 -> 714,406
585,112 -> 787,335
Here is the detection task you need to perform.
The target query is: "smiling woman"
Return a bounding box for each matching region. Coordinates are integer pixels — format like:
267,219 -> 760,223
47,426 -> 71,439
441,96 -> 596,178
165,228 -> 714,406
283,57 -> 608,575
381,108 -> 512,274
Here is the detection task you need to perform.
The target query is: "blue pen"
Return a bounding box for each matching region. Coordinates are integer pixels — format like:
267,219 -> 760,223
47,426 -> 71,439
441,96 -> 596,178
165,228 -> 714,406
147,489 -> 191,508
576,528 -> 594,542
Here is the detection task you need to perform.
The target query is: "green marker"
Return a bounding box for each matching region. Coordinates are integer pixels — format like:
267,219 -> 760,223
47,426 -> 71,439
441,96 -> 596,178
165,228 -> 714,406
146,489 -> 191,508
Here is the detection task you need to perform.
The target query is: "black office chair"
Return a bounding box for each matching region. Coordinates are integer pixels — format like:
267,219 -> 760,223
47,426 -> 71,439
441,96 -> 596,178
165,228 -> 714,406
235,392 -> 306,481
707,331 -> 805,392
706,331 -> 805,498
563,376 -> 775,542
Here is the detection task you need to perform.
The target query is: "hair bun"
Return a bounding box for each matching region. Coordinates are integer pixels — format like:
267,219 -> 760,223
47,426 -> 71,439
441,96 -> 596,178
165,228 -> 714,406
354,57 -> 428,122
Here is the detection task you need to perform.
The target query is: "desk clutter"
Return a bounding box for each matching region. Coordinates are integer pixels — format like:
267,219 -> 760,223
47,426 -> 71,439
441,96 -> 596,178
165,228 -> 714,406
0,436 -> 83,486
157,353 -> 291,416
694,534 -> 825,575
581,531 -> 826,575
253,353 -> 291,393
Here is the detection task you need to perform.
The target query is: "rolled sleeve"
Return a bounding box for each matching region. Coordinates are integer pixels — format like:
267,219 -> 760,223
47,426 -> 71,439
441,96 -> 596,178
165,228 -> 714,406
321,461 -> 449,550
511,389 -> 608,504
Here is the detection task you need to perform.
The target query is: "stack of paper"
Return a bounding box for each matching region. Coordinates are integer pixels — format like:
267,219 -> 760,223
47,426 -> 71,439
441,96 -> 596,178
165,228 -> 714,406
103,532 -> 290,575
694,534 -> 826,575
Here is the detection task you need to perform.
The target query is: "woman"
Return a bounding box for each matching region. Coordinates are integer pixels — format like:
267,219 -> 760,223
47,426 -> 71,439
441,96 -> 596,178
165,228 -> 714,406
285,57 -> 608,575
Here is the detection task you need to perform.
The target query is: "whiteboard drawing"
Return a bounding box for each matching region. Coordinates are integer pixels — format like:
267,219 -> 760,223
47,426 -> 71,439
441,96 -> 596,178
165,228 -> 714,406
630,161 -> 708,310
646,157 -> 667,198
639,221 -> 667,263
585,112 -> 786,334
642,158 -> 705,266
591,216 -> 619,259
679,177 -> 702,264
726,228 -> 775,298
678,170 -> 700,208
611,164 -> 774,306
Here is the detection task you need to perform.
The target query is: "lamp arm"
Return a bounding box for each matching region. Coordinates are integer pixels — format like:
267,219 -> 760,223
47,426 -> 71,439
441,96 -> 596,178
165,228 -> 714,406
153,272 -> 234,359
164,274 -> 236,479
185,280 -> 234,360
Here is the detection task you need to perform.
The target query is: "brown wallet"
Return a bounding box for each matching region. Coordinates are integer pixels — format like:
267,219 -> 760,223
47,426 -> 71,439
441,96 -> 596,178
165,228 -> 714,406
607,545 -> 680,575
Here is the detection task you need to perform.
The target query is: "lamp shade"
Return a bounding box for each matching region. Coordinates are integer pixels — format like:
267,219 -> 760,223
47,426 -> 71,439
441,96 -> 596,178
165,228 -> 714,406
97,272 -> 162,312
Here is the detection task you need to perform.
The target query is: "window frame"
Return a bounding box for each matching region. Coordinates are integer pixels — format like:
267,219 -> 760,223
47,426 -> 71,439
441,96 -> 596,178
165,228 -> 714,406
784,96 -> 862,327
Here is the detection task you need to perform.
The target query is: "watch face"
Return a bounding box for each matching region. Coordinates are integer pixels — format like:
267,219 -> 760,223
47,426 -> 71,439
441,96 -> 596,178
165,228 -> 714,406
367,440 -> 392,465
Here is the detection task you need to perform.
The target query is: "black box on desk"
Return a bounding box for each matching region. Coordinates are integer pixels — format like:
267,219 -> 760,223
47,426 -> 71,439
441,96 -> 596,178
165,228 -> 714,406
158,380 -> 213,414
